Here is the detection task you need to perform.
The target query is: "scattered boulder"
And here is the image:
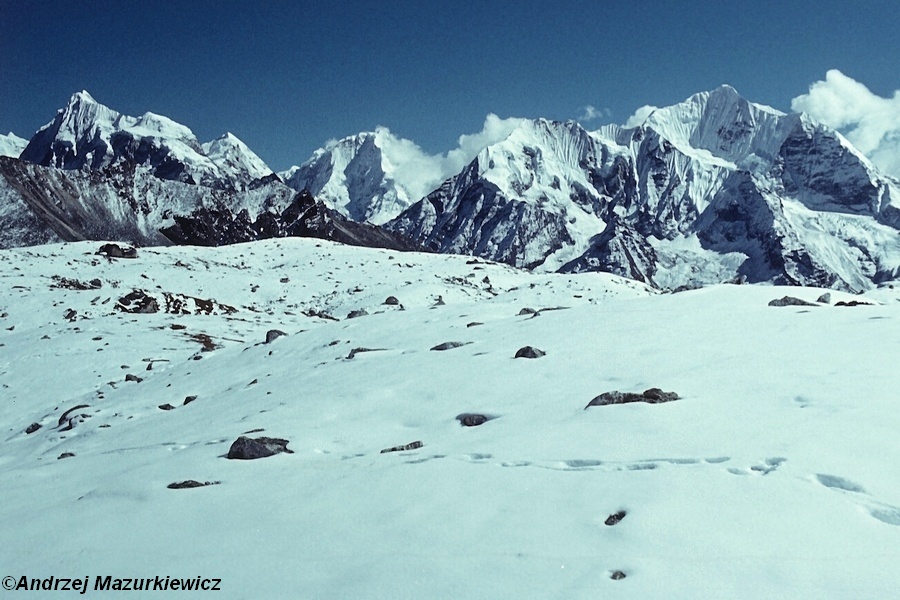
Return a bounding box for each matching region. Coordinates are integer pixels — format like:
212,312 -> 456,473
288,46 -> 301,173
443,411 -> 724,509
347,309 -> 369,319
380,440 -> 423,454
303,309 -> 339,321
835,300 -> 874,307
58,404 -> 90,427
158,403 -> 176,411
125,374 -> 143,383
457,413 -> 491,427
116,290 -> 160,313
347,347 -> 385,359
57,452 -> 75,460
585,388 -> 680,409
514,346 -> 545,359
605,510 -> 627,526
25,422 -> 41,434
610,571 -> 627,581
265,329 -> 287,344
183,395 -> 198,406
431,341 -> 469,351
768,296 -> 817,307
97,243 -> 138,259
383,296 -> 400,306
817,292 -> 832,304
63,308 -> 78,322
518,307 -> 537,316
466,322 -> 483,328
167,480 -> 221,489
51,276 -> 102,290
226,436 -> 293,460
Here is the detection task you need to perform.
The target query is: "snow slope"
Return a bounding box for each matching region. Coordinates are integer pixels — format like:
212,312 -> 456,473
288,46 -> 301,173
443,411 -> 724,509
2,238 -> 899,598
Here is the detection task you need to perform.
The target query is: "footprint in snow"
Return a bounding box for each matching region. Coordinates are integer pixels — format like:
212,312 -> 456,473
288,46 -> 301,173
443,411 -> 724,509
815,473 -> 900,526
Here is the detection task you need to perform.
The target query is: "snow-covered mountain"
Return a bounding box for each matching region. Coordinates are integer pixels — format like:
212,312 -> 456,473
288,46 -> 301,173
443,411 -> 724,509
385,86 -> 900,291
281,129 -> 425,225
1,93 -> 416,251
19,91 -> 272,191
0,132 -> 27,158
3,238 -> 900,598
4,86 -> 900,291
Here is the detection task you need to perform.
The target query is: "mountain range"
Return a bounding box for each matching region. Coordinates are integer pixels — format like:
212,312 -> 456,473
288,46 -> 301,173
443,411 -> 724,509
2,87 -> 899,291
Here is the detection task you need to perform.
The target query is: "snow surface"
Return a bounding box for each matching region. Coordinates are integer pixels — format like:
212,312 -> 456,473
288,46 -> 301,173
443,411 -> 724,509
0,132 -> 27,159
2,238 -> 900,598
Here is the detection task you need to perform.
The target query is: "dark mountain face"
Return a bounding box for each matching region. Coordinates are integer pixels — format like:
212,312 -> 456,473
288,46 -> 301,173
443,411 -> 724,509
161,190 -> 422,251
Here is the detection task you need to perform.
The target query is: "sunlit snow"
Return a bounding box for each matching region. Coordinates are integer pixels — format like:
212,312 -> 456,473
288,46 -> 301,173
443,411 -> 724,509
2,239 -> 899,598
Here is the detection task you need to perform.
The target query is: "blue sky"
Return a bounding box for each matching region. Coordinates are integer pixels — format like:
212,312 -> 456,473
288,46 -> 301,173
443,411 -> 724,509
2,0 -> 899,172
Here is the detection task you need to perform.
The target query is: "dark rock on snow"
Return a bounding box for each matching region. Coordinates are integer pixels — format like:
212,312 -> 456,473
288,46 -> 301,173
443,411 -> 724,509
158,403 -> 176,411
514,346 -> 545,359
457,413 -> 491,427
605,510 -> 627,526
431,341 -> 469,351
265,329 -> 287,343
167,480 -> 221,489
97,243 -> 138,259
817,292 -> 832,304
585,388 -> 680,409
25,422 -> 42,434
383,296 -> 400,306
226,436 -> 293,459
57,452 -> 75,460
183,395 -> 198,405
347,309 -> 369,319
768,296 -> 818,307
380,440 -> 424,454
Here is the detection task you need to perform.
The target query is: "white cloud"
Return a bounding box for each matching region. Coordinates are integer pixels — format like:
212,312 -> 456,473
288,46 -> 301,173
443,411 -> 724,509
792,70 -> 900,178
624,105 -> 658,128
579,105 -> 610,122
372,114 -> 525,201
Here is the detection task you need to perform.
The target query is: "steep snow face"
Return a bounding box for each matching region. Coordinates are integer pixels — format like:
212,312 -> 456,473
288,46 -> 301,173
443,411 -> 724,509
202,132 -> 274,188
19,92 -> 269,190
0,132 -> 27,158
282,129 -> 428,225
639,85 -> 797,171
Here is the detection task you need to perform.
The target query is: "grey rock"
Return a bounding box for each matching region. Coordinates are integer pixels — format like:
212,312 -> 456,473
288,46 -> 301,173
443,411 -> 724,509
347,309 -> 369,319
97,243 -> 138,259
158,403 -> 176,411
265,329 -> 287,343
817,292 -> 832,304
585,388 -> 680,409
380,440 -> 423,454
383,296 -> 400,306
25,422 -> 41,434
514,346 -> 545,359
125,373 -> 143,383
430,341 -> 468,351
183,395 -> 198,405
610,571 -> 627,581
167,480 -> 221,489
518,307 -> 537,316
57,452 -> 75,460
457,413 -> 491,427
605,510 -> 627,526
768,296 -> 818,307
835,300 -> 874,307
226,436 -> 293,460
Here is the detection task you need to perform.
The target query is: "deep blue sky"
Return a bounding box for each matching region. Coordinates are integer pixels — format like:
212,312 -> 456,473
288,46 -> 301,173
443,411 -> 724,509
2,0 -> 898,171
